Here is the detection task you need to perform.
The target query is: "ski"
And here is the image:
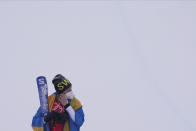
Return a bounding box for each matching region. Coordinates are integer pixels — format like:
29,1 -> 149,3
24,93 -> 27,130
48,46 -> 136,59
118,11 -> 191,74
36,76 -> 50,131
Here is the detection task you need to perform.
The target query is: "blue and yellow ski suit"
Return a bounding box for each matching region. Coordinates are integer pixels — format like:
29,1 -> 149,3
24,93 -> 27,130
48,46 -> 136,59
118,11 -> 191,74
32,93 -> 84,131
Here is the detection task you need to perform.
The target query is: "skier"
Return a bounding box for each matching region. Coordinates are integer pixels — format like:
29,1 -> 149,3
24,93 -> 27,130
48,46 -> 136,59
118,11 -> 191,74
32,74 -> 85,131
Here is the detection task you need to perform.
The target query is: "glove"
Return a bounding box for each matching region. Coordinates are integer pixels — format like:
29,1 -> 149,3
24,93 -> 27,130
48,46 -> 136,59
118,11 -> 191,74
44,112 -> 54,123
53,111 -> 69,124
44,111 -> 69,124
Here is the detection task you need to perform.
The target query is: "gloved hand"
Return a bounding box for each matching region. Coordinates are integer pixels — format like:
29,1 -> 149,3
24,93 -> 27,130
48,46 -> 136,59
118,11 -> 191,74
44,111 -> 69,124
44,112 -> 54,123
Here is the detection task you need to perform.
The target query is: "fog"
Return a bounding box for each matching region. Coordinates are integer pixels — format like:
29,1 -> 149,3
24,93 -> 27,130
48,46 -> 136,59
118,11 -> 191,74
0,1 -> 196,131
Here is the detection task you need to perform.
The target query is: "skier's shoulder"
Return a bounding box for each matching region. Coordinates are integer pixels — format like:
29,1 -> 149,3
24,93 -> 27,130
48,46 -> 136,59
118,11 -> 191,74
70,96 -> 83,110
48,92 -> 57,102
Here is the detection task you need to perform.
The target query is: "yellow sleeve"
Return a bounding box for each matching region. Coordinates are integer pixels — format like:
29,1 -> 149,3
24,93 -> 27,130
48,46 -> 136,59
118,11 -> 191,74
32,127 -> 44,131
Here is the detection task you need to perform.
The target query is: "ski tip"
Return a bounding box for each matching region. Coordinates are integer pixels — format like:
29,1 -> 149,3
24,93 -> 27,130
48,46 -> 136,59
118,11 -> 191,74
36,76 -> 46,80
36,76 -> 47,85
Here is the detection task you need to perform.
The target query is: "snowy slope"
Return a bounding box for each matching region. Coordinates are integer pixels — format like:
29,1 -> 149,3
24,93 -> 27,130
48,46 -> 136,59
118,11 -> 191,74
0,1 -> 195,131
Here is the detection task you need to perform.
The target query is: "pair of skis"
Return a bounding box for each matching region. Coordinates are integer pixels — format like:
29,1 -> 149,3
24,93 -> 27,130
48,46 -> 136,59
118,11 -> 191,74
36,76 -> 50,131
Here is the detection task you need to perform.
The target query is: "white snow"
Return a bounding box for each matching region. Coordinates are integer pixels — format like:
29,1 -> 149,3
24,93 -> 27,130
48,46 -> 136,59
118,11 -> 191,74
0,1 -> 196,131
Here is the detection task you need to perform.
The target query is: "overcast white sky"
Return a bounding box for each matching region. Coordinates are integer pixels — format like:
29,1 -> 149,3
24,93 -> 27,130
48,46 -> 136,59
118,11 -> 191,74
0,1 -> 196,131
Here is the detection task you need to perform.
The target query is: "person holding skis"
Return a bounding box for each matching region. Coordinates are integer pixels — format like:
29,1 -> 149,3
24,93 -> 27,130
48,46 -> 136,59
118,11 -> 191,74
32,74 -> 85,131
